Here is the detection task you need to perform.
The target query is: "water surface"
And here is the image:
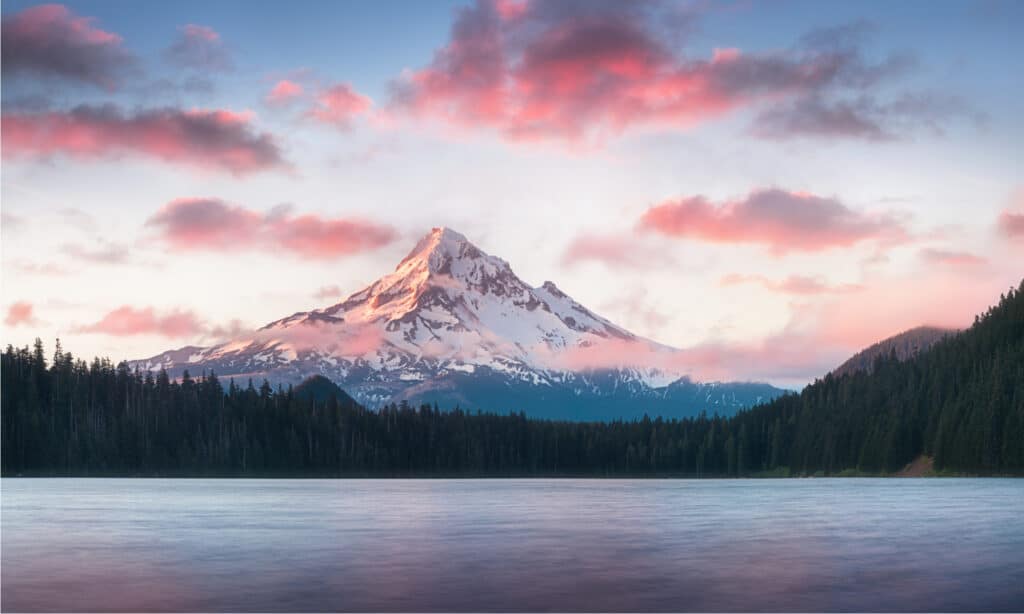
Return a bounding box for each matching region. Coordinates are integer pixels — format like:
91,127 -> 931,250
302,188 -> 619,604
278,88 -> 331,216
2,478 -> 1022,612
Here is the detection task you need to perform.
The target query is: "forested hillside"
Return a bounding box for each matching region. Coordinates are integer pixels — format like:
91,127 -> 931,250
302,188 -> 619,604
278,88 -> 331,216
831,326 -> 954,378
730,280 -> 1024,475
3,280 -> 1022,477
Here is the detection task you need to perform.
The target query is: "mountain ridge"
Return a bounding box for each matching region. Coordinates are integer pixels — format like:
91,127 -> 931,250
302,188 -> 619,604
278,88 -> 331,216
831,326 -> 957,378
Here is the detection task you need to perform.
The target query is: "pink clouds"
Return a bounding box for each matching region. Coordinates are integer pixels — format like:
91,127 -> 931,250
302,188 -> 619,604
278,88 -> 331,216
164,24 -> 233,72
147,198 -> 262,249
997,188 -> 1024,240
1,105 -> 287,175
313,285 -> 342,300
307,84 -> 372,127
266,79 -> 304,106
546,334 -> 839,388
561,233 -> 666,269
264,76 -> 373,127
272,213 -> 394,259
673,333 -> 848,386
77,306 -> 205,338
1,4 -> 135,90
146,197 -> 397,259
389,1 -> 866,143
719,274 -> 862,295
1000,212 -> 1024,239
639,188 -> 906,253
919,248 -> 987,267
552,266 -> 1005,386
5,301 -> 38,327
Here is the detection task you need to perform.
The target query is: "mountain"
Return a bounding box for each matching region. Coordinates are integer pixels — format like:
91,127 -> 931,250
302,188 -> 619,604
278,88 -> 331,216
831,326 -> 956,378
293,375 -> 358,406
134,227 -> 785,420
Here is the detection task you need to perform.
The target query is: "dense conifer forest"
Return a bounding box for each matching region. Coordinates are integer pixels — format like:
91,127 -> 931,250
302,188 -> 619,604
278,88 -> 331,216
3,280 -> 1022,477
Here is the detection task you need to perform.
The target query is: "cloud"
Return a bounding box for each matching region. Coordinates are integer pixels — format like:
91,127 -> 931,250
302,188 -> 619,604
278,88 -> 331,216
147,198 -> 263,248
266,79 -> 304,106
672,332 -> 848,386
561,232 -> 667,269
919,248 -> 987,268
554,265 -> 1005,386
2,104 -> 288,175
76,306 -> 205,338
1,4 -> 136,90
5,301 -> 38,327
751,96 -> 892,141
214,319 -> 385,358
599,289 -> 671,336
59,207 -> 97,229
538,330 -> 837,388
719,274 -> 862,294
313,285 -> 342,300
60,241 -> 131,264
752,92 -> 981,141
307,83 -> 372,127
146,197 -> 397,259
388,2 -> 927,144
998,191 -> 1024,239
140,75 -> 217,100
164,24 -> 233,72
1000,212 -> 1024,239
748,21 -> 982,142
2,212 -> 25,229
10,261 -> 71,276
207,318 -> 250,341
639,188 -> 907,253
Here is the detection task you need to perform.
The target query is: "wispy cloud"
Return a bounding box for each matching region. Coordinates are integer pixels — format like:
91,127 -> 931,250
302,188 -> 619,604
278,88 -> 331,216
919,248 -> 987,268
266,79 -> 304,106
60,241 -> 131,264
76,305 -> 205,338
164,24 -> 233,72
307,83 -> 372,128
561,232 -> 669,270
719,274 -> 862,294
388,2 -> 950,145
4,301 -> 38,327
1,4 -> 136,90
2,105 -> 288,175
146,197 -> 397,259
639,188 -> 907,253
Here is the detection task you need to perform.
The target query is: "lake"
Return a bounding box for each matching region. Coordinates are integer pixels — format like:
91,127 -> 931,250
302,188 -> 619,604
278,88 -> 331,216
2,478 -> 1022,612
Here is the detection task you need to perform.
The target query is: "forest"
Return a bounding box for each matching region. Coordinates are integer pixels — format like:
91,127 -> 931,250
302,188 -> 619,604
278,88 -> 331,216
3,280 -> 1022,477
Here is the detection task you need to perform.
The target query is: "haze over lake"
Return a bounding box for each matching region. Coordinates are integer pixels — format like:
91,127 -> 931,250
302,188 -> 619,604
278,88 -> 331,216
3,478 -> 1022,612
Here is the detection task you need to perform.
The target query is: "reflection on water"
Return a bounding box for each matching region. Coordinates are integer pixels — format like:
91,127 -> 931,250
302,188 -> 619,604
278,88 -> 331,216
2,478 -> 1022,612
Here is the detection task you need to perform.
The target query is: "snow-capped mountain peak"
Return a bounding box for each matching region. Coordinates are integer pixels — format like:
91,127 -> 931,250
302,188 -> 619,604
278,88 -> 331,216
135,227 -> 785,419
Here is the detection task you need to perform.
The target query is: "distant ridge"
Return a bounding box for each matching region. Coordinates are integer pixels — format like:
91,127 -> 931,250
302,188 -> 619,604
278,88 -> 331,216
293,375 -> 357,406
832,326 -> 956,378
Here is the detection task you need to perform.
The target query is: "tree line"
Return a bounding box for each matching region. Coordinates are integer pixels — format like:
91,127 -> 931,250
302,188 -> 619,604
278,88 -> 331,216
3,280 -> 1022,477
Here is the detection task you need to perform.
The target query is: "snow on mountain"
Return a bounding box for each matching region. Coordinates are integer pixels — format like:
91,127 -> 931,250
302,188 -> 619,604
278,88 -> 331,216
134,227 -> 785,419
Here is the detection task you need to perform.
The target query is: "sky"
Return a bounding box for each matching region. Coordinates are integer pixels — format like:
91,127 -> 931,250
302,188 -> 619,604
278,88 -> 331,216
2,0 -> 1022,388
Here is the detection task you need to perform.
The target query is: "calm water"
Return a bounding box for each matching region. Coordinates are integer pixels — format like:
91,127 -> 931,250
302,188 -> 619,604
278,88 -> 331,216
2,479 -> 1022,612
